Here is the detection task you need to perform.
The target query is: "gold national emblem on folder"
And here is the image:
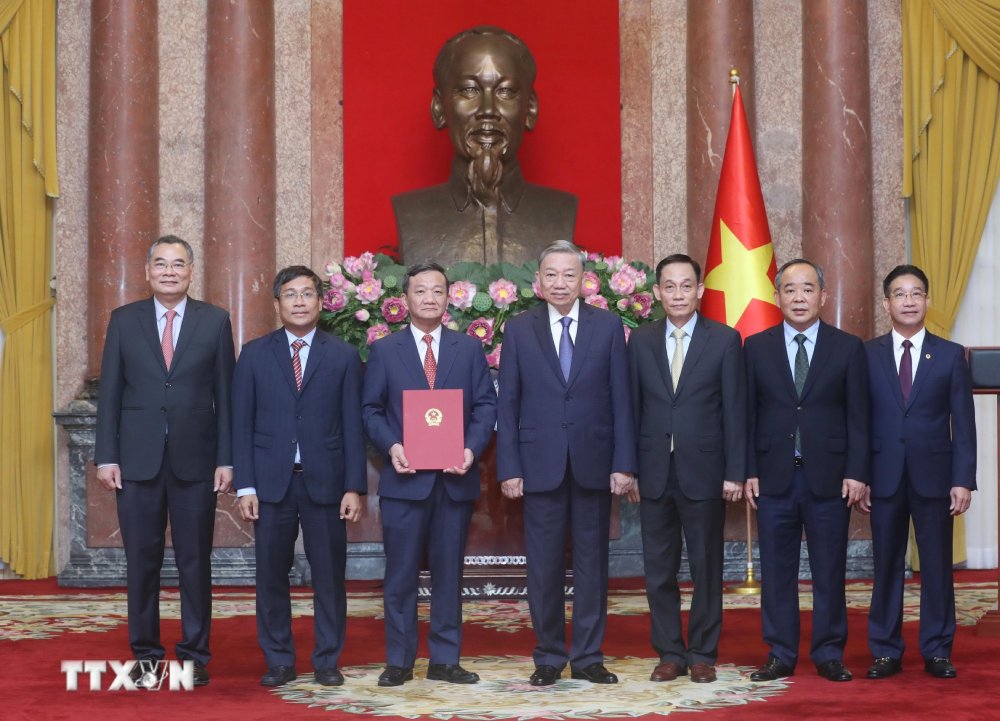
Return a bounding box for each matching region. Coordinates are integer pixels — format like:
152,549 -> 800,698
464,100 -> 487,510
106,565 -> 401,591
425,408 -> 443,427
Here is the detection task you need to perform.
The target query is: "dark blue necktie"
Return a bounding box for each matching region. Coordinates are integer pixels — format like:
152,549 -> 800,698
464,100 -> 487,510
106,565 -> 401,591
559,316 -> 574,381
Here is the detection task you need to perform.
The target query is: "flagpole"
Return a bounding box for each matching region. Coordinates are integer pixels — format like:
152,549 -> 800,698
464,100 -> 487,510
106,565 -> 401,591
724,67 -> 762,597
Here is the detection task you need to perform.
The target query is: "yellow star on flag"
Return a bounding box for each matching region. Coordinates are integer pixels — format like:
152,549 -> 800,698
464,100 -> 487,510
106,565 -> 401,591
703,219 -> 775,326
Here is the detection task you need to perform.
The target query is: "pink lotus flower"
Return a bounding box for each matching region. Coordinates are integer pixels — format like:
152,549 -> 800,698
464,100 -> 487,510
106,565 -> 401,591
623,323 -> 632,343
355,277 -> 383,304
604,255 -> 624,271
581,271 -> 601,297
587,252 -> 602,261
324,261 -> 342,277
621,264 -> 647,287
366,323 -> 391,345
532,279 -> 544,298
466,318 -> 495,345
355,309 -> 370,322
628,292 -> 653,318
442,311 -> 452,325
609,269 -> 636,296
344,251 -> 376,277
381,296 -> 408,323
329,272 -> 349,289
448,280 -> 477,309
488,278 -> 518,308
616,297 -> 630,311
323,288 -> 347,312
585,294 -> 609,309
485,342 -> 503,369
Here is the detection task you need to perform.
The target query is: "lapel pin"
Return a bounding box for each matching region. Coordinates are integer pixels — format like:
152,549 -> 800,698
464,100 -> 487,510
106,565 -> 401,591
925,353 -> 931,360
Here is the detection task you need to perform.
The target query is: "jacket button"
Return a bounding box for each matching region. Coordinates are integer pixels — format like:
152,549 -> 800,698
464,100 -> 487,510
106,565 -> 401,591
291,438 -> 297,444
160,407 -> 166,413
796,406 -> 802,411
164,382 -> 171,388
561,423 -> 568,429
788,434 -> 794,439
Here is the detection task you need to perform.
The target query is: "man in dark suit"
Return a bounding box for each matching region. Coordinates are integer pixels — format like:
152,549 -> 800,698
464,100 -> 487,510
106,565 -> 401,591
95,235 -> 234,687
497,240 -> 637,686
233,266 -> 367,688
362,261 -> 497,687
865,264 -> 976,681
745,258 -> 869,683
627,253 -> 746,684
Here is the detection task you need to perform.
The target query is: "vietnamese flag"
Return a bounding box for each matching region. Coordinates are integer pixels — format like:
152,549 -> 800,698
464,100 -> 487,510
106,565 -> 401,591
700,84 -> 782,340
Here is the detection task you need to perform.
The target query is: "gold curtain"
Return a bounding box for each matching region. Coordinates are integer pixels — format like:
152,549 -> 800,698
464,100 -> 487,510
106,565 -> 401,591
0,0 -> 58,578
903,0 -> 1000,567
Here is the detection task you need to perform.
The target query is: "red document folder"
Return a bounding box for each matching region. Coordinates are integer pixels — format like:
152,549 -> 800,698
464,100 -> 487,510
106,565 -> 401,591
402,389 -> 465,470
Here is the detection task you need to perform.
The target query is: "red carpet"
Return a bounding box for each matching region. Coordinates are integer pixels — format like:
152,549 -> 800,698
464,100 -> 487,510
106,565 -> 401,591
0,573 -> 997,720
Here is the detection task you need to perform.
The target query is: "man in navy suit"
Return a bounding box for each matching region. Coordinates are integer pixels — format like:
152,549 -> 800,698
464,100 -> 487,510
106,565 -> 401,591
628,254 -> 747,684
497,240 -> 637,686
865,265 -> 976,680
233,266 -> 367,688
362,261 -> 497,687
95,235 -> 234,687
745,259 -> 869,683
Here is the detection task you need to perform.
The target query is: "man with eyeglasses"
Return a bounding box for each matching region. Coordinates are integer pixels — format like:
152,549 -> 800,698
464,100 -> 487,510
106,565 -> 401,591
95,235 -> 235,687
626,254 -> 746,684
232,265 -> 366,688
865,265 -> 976,681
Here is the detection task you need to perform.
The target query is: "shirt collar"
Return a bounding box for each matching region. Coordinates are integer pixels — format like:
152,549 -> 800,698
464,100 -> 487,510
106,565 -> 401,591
666,313 -> 698,338
891,326 -> 926,351
153,296 -> 187,321
447,156 -> 528,214
783,319 -> 820,346
548,299 -> 581,326
284,327 -> 317,347
410,323 -> 442,346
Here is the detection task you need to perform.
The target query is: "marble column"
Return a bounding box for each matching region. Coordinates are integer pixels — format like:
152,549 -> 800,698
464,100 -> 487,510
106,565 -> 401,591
685,0 -> 755,264
801,1 -> 874,338
204,0 -> 277,348
86,0 -> 160,379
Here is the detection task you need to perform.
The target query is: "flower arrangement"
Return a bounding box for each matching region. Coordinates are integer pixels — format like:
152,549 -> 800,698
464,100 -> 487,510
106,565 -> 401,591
318,251 -> 662,366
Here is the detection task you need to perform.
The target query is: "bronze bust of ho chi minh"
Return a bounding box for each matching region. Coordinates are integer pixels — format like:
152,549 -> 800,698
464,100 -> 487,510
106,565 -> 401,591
392,26 -> 577,267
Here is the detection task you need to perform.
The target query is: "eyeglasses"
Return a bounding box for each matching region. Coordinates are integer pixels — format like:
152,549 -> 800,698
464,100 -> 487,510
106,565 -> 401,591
662,283 -> 697,294
279,290 -> 317,301
151,260 -> 190,272
889,290 -> 926,302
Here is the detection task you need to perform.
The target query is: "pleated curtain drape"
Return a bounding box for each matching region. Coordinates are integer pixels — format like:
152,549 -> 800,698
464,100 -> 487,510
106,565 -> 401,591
0,0 -> 58,579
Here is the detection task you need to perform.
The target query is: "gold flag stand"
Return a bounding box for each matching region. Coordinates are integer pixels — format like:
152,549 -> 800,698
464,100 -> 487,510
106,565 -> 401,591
726,502 -> 761,595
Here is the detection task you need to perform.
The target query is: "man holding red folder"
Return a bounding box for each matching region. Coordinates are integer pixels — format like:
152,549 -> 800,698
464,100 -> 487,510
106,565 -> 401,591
362,261 -> 497,687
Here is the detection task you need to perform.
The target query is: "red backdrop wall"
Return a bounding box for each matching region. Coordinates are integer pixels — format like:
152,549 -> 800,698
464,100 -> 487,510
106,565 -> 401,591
342,0 -> 622,260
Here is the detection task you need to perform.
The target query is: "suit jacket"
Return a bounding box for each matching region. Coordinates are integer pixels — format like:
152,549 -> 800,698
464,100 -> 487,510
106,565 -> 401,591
95,297 -> 235,481
745,321 -> 870,497
629,316 -> 747,501
496,302 -> 637,491
866,331 -> 976,498
231,328 -> 367,505
361,327 -> 498,502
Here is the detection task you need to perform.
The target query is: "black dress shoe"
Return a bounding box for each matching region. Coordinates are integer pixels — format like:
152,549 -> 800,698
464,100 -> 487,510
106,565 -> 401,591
866,657 -> 902,679
260,666 -> 297,687
817,660 -> 853,682
529,665 -> 561,686
924,657 -> 957,678
191,661 -> 210,687
378,666 -> 414,687
427,663 -> 479,684
315,668 -> 344,686
571,663 -> 618,684
750,657 -> 794,682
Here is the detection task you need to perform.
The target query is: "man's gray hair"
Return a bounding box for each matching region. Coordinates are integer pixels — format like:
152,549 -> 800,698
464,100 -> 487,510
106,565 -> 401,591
147,234 -> 194,264
538,240 -> 585,269
775,258 -> 825,290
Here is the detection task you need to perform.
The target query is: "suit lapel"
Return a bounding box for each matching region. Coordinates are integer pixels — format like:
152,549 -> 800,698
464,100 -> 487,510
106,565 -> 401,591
531,305 -> 566,385
435,329 -> 459,388
875,333 -> 905,409
169,298 -> 201,375
395,329 -> 430,389
645,319 -> 674,396
674,317 -> 709,397
908,332 -> 937,408
566,303 -> 594,388
300,331 -> 327,392
798,322 -> 831,401
270,330 -> 299,396
138,298 -> 168,375
769,326 -> 798,400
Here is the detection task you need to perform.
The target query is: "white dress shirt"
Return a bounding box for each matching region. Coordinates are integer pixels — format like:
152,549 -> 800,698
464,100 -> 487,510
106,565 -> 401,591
783,320 -> 820,374
891,327 -> 925,383
665,313 -> 698,359
409,323 -> 442,365
547,299 -> 580,357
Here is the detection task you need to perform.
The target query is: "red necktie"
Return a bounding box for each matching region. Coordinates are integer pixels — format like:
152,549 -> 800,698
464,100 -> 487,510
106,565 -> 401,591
161,309 -> 177,370
899,339 -> 913,403
292,339 -> 306,391
423,334 -> 437,389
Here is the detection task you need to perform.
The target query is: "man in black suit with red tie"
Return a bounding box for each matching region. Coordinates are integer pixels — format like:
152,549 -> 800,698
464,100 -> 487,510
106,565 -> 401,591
628,254 -> 747,684
745,258 -> 869,683
95,235 -> 235,687
865,265 -> 976,680
233,266 -> 367,688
